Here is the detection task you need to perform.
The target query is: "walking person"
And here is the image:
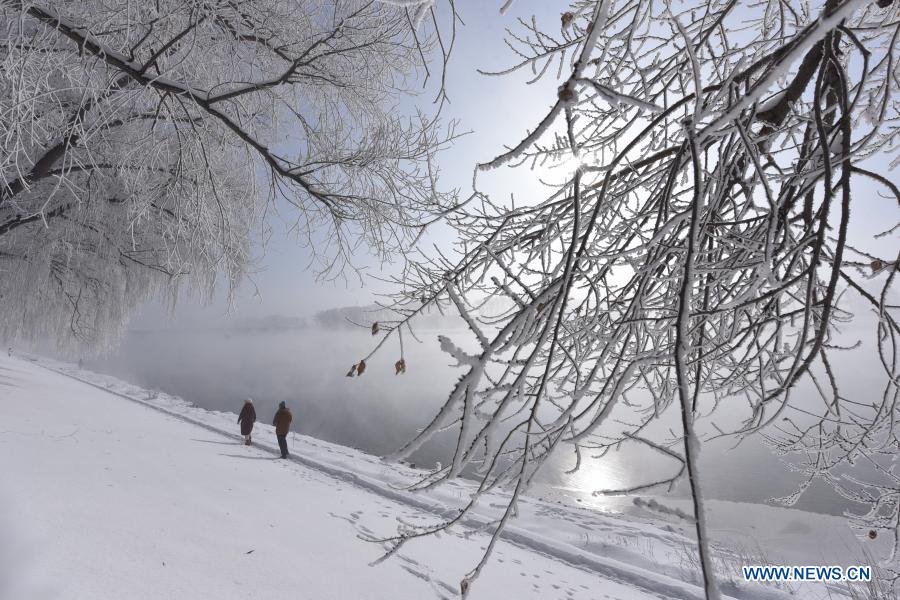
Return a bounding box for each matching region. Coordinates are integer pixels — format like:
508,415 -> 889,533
237,398 -> 256,445
272,401 -> 292,458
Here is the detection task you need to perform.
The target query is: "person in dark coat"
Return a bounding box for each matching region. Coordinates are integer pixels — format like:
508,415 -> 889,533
238,398 -> 257,445
272,401 -> 293,458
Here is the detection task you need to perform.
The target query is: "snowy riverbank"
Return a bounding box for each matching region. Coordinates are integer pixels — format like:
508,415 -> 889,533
0,354 -> 879,599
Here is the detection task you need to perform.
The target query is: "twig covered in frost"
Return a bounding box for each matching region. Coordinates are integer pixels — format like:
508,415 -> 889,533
359,0 -> 900,596
1,0 -> 459,350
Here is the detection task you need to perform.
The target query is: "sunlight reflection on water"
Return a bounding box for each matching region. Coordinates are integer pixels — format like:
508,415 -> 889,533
83,326 -> 867,518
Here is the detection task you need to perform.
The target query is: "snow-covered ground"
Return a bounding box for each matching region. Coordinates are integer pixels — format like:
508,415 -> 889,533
0,354 -> 879,600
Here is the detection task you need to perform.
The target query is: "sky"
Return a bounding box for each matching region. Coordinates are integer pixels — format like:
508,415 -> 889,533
128,0 -> 899,331
130,1 -> 571,330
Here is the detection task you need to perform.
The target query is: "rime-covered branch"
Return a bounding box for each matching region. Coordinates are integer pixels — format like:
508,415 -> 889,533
1,0 -> 458,349
361,0 -> 900,596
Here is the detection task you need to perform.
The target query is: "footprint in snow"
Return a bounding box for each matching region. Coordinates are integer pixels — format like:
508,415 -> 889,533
327,511 -> 357,525
399,563 -> 453,600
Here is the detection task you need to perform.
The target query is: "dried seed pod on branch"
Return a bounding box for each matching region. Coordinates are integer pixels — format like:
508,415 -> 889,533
362,0 -> 900,596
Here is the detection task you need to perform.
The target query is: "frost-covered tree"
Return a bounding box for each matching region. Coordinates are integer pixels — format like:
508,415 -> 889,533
0,0 -> 457,349
361,0 -> 900,597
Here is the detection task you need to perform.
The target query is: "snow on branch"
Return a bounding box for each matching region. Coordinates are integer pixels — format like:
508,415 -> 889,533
1,0 -> 457,349
361,0 -> 900,596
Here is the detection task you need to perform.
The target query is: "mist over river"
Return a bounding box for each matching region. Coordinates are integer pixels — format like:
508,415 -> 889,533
82,325 -> 872,518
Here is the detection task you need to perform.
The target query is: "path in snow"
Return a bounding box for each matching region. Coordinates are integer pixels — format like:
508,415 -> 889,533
0,354 -> 683,600
0,354 -> 868,600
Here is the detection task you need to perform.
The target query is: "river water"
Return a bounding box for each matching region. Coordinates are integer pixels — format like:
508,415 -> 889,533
84,326 -> 871,518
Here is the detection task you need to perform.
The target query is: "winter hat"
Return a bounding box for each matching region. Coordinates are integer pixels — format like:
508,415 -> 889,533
279,401 -> 286,409
245,397 -> 253,404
